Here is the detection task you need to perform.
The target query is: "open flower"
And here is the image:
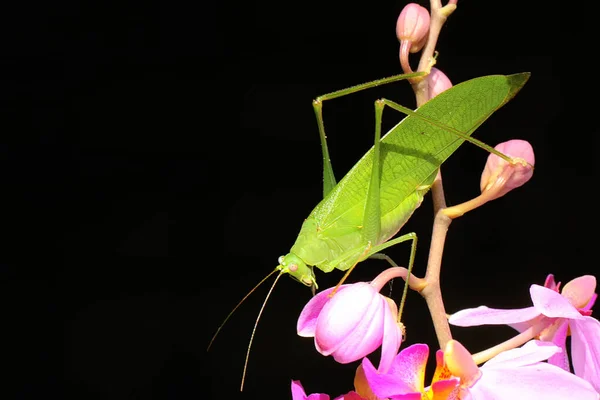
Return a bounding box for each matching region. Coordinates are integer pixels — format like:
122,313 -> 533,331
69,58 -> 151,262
297,281 -> 403,373
359,343 -> 459,399
449,274 -> 600,392
444,340 -> 599,399
358,341 -> 598,400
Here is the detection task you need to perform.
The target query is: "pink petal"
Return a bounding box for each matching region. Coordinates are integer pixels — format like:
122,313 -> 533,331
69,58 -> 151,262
561,276 -> 597,309
320,288 -> 384,361
582,293 -> 597,312
430,378 -> 460,400
547,321 -> 570,371
361,344 -> 428,398
544,274 -> 558,290
333,391 -> 365,400
297,285 -> 351,337
378,297 -> 403,373
291,380 -> 331,400
482,340 -> 561,369
328,296 -> 387,364
470,363 -> 598,399
388,394 -> 423,400
530,284 -> 584,319
449,305 -> 541,326
570,316 -> 600,392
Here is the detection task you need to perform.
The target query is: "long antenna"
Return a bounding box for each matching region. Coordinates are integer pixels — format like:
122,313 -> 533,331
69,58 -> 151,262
240,270 -> 284,391
207,268 -> 278,351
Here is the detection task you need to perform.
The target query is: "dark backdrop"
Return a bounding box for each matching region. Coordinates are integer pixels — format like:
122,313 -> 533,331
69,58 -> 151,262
0,1 -> 595,399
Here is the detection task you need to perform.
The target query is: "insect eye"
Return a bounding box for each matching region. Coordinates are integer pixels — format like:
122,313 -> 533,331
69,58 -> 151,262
278,256 -> 285,265
289,264 -> 298,272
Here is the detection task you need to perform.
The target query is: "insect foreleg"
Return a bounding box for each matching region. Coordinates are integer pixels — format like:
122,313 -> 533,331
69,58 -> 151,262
367,232 -> 418,323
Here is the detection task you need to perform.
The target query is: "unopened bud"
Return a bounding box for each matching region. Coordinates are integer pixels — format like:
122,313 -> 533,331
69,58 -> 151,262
396,3 -> 430,53
480,139 -> 535,201
427,67 -> 452,100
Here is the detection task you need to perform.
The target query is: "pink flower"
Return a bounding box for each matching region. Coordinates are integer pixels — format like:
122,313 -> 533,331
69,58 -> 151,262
297,281 -> 403,374
427,67 -> 452,100
450,274 -> 600,392
359,341 -> 598,399
444,340 -> 599,399
360,343 -> 459,399
396,3 -> 430,53
480,139 -> 535,201
292,380 -> 330,400
291,380 -> 365,400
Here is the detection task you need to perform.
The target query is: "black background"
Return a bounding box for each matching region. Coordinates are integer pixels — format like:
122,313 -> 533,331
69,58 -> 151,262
1,1 -> 596,399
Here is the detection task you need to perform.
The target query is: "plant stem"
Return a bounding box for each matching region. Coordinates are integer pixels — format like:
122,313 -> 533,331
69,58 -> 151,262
409,0 -> 457,349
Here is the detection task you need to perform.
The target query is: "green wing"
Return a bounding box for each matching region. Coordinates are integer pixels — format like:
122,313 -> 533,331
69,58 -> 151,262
310,73 -> 530,236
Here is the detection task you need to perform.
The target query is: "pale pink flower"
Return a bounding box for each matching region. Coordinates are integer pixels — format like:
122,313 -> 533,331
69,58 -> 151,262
297,281 -> 403,374
480,139 -> 535,201
427,67 -> 452,100
450,274 -> 600,392
396,3 -> 430,53
444,340 -> 599,399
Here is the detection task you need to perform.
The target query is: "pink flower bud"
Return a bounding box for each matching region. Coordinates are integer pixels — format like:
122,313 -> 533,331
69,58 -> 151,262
396,3 -> 430,53
297,282 -> 403,374
480,139 -> 535,201
427,67 -> 452,100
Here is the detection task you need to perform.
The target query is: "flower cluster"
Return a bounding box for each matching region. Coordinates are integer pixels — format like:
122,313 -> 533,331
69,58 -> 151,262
293,273 -> 599,399
244,1 -> 598,399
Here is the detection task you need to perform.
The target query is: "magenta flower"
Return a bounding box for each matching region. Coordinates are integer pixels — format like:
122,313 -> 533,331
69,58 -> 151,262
359,341 -> 598,399
291,380 -> 365,400
444,340 -> 599,399
297,281 -> 403,374
450,274 -> 600,392
292,380 -> 330,400
360,343 -> 459,399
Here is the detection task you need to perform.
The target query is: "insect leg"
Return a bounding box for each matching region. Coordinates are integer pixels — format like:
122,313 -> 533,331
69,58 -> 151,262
367,232 -> 419,323
379,98 -> 520,164
312,72 -> 426,198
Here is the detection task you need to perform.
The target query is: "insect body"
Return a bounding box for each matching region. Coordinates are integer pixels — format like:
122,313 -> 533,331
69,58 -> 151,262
278,72 -> 530,289
209,72 -> 530,391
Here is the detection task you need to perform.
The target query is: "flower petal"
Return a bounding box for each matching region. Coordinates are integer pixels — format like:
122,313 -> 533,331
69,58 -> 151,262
361,344 -> 428,398
449,305 -> 540,326
482,340 -> 561,369
378,297 -> 403,373
322,288 -> 384,362
333,391 -> 365,400
430,378 -> 460,400
561,275 -> 597,309
469,363 -> 598,400
582,293 -> 597,312
547,321 -> 570,371
297,285 -> 351,337
291,380 -> 331,400
544,274 -> 559,291
530,284 -> 584,319
571,316 -> 600,392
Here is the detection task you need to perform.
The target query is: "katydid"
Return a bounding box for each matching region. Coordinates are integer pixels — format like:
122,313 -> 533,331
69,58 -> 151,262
210,70 -> 530,390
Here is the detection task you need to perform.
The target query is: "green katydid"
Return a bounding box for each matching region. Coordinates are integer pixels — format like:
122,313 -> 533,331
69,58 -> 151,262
210,70 -> 530,390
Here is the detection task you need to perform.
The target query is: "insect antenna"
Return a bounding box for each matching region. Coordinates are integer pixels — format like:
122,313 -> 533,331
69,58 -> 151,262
207,268 -> 278,352
240,269 -> 284,391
